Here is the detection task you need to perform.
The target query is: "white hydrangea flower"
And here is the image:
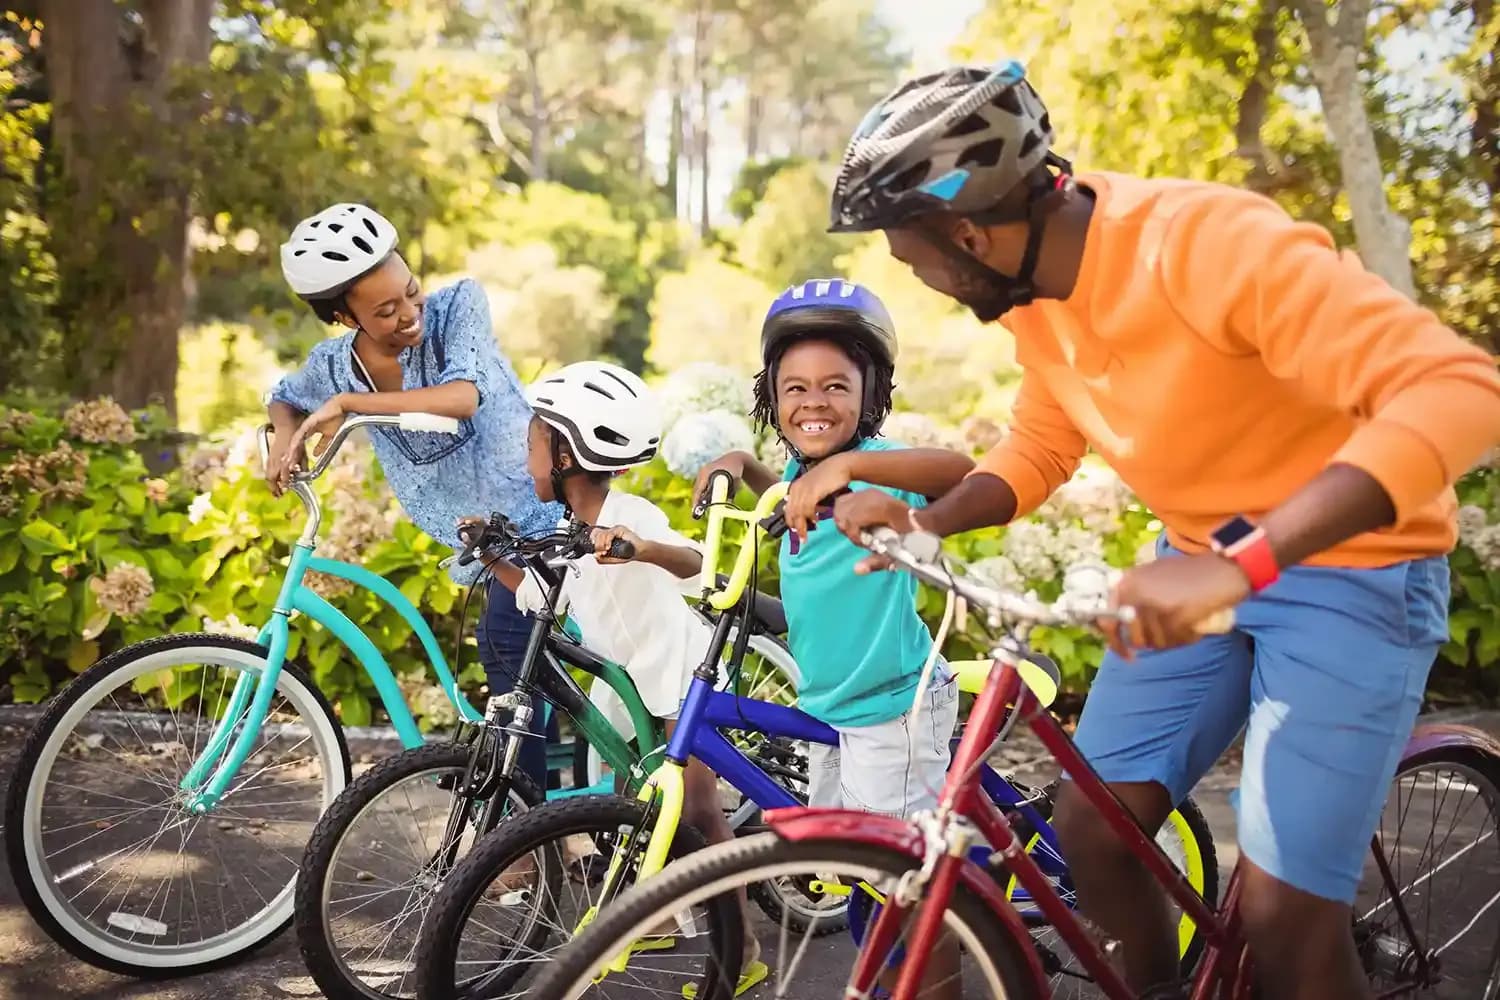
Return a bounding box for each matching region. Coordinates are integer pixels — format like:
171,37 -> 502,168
202,613 -> 260,642
970,555 -> 1024,592
1470,524 -> 1500,572
881,411 -> 964,452
656,364 -> 754,435
1051,524 -> 1106,565
660,410 -> 757,478
1457,504 -> 1489,544
1001,520 -> 1057,583
187,492 -> 214,525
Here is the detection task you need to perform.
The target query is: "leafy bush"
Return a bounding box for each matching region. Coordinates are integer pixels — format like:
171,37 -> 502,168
0,401 -> 477,727
4,398 -> 1498,725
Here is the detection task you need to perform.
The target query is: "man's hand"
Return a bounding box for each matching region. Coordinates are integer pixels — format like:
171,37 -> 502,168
831,490 -> 913,575
692,451 -> 750,507
784,453 -> 853,540
592,525 -> 645,565
1103,553 -> 1249,659
285,395 -> 348,469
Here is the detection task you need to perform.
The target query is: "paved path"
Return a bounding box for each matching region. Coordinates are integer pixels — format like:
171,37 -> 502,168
2,707 -> 1495,999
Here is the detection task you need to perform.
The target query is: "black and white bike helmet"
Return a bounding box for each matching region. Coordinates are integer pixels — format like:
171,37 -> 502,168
280,203 -> 400,298
830,59 -> 1068,233
527,362 -> 662,496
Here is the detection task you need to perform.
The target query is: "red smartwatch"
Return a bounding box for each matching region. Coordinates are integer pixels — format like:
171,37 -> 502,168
1209,515 -> 1279,592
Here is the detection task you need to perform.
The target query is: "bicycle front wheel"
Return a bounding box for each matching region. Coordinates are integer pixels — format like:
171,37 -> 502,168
528,831 -> 1044,1000
3,633 -> 350,976
296,741 -> 541,1000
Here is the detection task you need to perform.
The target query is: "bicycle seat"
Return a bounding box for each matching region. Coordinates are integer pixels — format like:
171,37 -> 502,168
950,655 -> 1060,709
714,574 -> 788,635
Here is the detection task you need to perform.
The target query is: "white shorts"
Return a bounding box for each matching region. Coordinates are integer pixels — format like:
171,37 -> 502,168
807,675 -> 960,817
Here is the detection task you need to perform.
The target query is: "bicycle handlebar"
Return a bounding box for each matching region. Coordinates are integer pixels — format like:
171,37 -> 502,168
257,413 -> 460,484
859,527 -> 1235,635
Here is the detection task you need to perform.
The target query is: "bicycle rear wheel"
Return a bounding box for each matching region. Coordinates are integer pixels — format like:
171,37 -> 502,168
528,831 -> 1044,1000
1356,740 -> 1500,998
4,633 -> 349,976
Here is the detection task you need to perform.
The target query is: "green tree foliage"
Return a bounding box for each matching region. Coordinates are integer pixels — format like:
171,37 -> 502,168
735,163 -> 845,288
646,253 -> 776,372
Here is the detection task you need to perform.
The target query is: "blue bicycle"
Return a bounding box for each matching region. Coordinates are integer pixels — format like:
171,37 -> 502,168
410,472 -> 1218,1000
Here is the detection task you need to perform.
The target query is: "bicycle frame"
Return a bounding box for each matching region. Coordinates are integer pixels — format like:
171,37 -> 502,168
768,653 -> 1236,1000
179,419 -> 662,813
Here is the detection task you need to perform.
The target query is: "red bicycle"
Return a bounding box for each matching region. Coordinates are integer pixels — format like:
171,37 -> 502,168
529,529 -> 1500,1000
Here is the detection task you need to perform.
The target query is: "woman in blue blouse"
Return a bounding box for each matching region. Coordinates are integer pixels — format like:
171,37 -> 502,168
266,202 -> 562,788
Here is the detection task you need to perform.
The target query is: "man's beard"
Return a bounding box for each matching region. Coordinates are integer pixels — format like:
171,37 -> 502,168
960,273 -> 1030,322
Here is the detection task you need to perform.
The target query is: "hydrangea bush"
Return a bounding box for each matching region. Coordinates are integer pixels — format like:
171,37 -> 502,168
3,393 -> 1498,721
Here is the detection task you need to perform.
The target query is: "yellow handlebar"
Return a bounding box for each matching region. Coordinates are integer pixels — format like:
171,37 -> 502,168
696,476 -> 790,611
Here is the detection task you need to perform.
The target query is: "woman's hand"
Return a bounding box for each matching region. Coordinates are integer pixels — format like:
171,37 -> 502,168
264,435 -> 306,497
784,453 -> 854,541
692,451 -> 750,508
284,395 -> 348,469
592,525 -> 646,565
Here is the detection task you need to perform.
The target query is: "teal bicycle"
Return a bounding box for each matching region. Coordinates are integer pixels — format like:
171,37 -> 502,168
2,412 -> 613,977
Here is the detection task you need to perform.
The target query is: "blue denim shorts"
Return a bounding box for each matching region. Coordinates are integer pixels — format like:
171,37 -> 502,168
1071,539 -> 1450,902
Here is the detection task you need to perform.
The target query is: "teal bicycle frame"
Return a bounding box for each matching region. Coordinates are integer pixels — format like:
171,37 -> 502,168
178,415 -> 634,812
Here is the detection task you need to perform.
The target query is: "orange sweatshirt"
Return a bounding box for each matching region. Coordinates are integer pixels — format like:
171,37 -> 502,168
976,172 -> 1500,567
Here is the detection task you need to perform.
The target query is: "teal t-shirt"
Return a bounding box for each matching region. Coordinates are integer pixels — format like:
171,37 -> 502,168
779,438 -> 936,728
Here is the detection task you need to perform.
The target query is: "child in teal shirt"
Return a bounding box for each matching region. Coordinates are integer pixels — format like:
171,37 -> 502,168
694,278 -> 974,818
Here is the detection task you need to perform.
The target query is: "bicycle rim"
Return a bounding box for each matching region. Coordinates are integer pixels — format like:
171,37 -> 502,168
13,638 -> 345,971
532,833 -> 1037,999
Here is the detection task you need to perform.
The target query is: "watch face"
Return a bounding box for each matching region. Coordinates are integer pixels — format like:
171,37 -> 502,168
1214,516 -> 1257,549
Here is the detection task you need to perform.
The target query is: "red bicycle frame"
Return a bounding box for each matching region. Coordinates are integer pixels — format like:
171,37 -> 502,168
767,653 -> 1253,999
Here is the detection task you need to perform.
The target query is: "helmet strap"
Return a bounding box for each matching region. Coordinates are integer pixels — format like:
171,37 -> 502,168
548,428 -> 587,509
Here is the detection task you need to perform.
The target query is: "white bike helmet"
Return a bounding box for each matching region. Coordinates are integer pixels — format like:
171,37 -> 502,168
527,362 -> 663,475
280,203 -> 399,298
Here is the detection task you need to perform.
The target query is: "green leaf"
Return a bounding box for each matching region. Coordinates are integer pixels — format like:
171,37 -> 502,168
339,693 -> 372,728
19,520 -> 68,555
399,575 -> 427,606
10,672 -> 51,703
427,581 -> 457,615
0,541 -> 19,574
118,484 -> 145,515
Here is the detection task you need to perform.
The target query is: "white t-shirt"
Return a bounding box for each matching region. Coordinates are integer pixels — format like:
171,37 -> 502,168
516,490 -> 715,733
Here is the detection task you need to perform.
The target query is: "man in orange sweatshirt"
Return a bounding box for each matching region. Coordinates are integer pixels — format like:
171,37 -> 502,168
826,60 -> 1500,999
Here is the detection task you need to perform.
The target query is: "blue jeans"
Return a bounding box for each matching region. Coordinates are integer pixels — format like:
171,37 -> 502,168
1072,538 -> 1450,902
476,579 -> 561,792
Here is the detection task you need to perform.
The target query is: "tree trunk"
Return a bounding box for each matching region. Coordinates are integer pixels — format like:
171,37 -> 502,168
1470,0 -> 1499,202
41,0 -> 213,417
1291,0 -> 1417,298
525,45 -> 550,181
694,0 -> 711,238
668,43 -> 682,212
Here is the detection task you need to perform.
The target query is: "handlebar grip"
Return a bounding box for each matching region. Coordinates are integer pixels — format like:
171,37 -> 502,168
693,469 -> 736,519
398,412 -> 461,435
605,538 -> 636,560
1193,608 -> 1236,635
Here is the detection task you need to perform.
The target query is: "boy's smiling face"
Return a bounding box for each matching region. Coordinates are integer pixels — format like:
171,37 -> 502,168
775,339 -> 864,460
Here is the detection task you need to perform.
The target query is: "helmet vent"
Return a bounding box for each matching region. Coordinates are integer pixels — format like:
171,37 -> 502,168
321,250 -> 350,262
593,425 -> 628,446
351,235 -> 373,255
583,381 -> 615,399
959,138 -> 1005,170
948,113 -> 989,137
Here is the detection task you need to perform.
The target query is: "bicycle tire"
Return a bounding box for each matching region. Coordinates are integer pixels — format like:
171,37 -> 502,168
4,633 -> 350,977
415,794 -> 734,1000
296,741 -> 543,1000
528,831 -> 1044,1000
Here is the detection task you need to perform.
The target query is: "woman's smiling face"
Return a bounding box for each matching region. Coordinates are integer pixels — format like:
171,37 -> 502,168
775,339 -> 864,459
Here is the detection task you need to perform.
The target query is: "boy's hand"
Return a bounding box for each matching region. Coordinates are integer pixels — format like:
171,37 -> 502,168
592,525 -> 645,565
692,451 -> 749,507
456,515 -> 487,548
832,490 -> 913,574
784,453 -> 854,540
285,395 -> 348,467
